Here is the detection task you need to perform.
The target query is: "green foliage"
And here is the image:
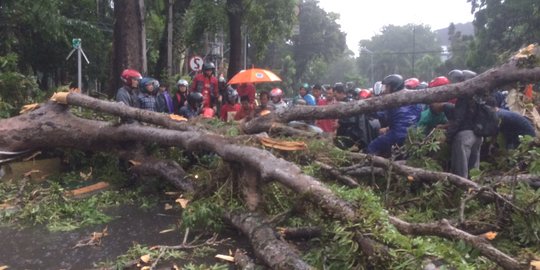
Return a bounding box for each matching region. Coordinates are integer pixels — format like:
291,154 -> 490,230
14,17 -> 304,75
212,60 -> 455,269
499,183 -> 540,246
403,127 -> 446,171
0,180 -> 145,231
292,0 -> 347,81
2,0 -> 112,90
61,150 -> 128,186
245,0 -> 296,61
468,0 -> 540,70
260,182 -> 299,216
182,0 -> 227,50
0,54 -> 40,116
358,24 -> 442,81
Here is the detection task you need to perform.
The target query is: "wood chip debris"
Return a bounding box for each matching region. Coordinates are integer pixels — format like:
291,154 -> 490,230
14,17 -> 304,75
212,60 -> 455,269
215,254 -> 235,262
19,103 -> 40,114
259,137 -> 307,151
176,198 -> 189,208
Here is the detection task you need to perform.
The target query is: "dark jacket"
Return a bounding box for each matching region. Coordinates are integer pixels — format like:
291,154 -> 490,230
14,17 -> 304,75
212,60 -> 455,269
446,96 -> 477,142
116,86 -> 139,108
172,92 -> 188,115
497,109 -> 536,148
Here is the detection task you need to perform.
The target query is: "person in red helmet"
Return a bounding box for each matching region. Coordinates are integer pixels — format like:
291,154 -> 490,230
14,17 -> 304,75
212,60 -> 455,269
116,69 -> 142,123
117,69 -> 142,108
404,77 -> 420,90
429,76 -> 454,103
359,89 -> 372,99
418,75 -> 453,133
190,62 -> 219,109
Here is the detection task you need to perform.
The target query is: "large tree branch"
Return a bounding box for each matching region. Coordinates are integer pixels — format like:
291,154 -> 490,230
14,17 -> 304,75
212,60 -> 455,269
224,211 -> 312,270
243,57 -> 540,134
389,217 -> 526,270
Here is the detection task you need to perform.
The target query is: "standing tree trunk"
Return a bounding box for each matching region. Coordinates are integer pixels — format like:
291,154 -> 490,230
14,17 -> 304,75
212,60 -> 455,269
166,0 -> 173,78
155,0 -> 175,80
226,0 -> 243,79
109,0 -> 147,96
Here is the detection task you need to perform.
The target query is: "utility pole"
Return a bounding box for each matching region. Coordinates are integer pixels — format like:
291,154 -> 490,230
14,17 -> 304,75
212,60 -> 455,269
360,47 -> 374,85
412,26 -> 416,76
66,38 -> 90,93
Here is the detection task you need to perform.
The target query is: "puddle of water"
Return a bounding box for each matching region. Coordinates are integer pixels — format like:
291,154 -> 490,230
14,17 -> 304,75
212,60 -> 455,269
0,204 -> 250,269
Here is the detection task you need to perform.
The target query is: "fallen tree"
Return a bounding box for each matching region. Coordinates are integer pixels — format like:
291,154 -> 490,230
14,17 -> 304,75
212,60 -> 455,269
243,46 -> 540,133
1,46 -> 540,269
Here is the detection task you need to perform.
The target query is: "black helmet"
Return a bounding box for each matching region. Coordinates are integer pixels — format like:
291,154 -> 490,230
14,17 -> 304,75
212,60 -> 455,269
187,92 -> 203,106
462,70 -> 477,81
203,62 -> 216,71
382,74 -> 404,92
448,69 -> 464,83
333,82 -> 345,93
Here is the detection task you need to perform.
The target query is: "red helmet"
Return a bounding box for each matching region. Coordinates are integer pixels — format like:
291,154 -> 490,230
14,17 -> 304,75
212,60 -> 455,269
359,89 -> 372,99
202,107 -> 215,118
428,76 -> 450,88
270,88 -> 283,98
404,78 -> 420,89
120,69 -> 142,85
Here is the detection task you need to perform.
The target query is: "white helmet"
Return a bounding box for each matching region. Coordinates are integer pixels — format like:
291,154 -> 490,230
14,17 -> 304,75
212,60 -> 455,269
373,81 -> 384,96
177,79 -> 189,87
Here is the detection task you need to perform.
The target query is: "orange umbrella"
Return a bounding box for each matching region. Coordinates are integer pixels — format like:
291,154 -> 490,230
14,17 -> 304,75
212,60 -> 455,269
228,68 -> 282,84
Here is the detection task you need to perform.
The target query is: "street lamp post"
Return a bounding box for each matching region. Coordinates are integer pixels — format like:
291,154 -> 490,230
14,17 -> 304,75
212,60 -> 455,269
360,47 -> 374,85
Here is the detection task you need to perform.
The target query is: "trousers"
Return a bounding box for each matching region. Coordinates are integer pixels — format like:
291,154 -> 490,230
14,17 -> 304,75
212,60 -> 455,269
451,130 -> 482,178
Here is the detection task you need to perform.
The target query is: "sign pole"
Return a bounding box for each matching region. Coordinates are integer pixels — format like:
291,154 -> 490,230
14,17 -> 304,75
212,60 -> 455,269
66,38 -> 90,94
77,45 -> 82,93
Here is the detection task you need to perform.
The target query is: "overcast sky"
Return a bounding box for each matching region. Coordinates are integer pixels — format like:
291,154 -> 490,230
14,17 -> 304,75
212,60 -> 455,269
318,0 -> 475,55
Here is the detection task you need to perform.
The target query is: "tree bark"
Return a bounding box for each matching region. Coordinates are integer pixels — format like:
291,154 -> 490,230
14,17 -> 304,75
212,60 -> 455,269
110,0 -> 147,96
226,0 -> 243,78
224,211 -> 312,270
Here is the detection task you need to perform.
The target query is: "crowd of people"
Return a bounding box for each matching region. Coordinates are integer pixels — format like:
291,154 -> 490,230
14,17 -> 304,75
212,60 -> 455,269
116,64 -> 537,179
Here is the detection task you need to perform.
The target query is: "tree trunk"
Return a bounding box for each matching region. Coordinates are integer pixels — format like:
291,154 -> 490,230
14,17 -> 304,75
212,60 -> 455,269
110,0 -> 147,96
226,0 -> 243,78
154,0 -> 175,80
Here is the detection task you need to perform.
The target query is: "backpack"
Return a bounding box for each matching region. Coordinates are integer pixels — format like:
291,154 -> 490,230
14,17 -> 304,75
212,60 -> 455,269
472,96 -> 499,137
